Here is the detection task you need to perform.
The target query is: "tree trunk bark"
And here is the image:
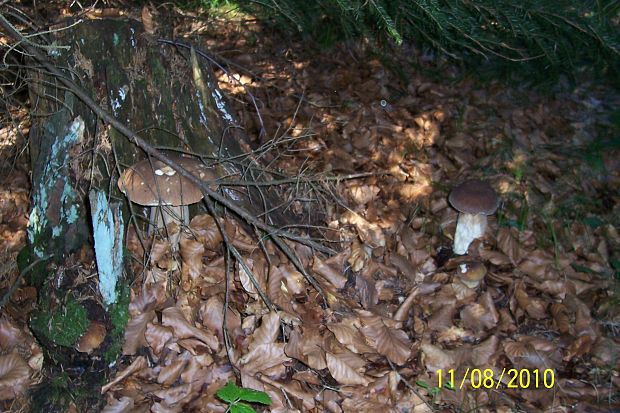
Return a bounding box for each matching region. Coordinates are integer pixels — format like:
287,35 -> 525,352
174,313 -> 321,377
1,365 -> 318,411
18,17 -> 286,410
26,17 -> 288,274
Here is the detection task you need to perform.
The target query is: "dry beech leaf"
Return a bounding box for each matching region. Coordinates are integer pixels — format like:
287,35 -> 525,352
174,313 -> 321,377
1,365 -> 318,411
534,280 -> 571,299
312,257 -> 347,289
178,338 -> 212,355
225,219 -> 256,252
199,259 -> 226,286
152,383 -> 191,406
125,226 -> 145,261
0,316 -> 26,351
326,338 -> 367,371
355,273 -> 378,309
591,337 -> 620,366
250,312 -> 280,349
394,283 -> 441,322
239,343 -> 290,375
342,398 -> 400,413
348,183 -> 380,205
199,295 -> 241,340
261,375 -> 317,411
268,265 -> 296,314
145,323 -> 174,356
203,368 -> 231,395
460,303 -> 492,332
400,225 -> 426,250
162,307 -> 218,351
436,326 -> 475,344
327,322 -> 375,354
418,256 -> 437,275
188,214 -> 223,251
102,396 -> 134,413
326,352 -> 370,386
0,353 -> 30,400
427,302 -> 457,333
141,5 -> 156,34
278,265 -> 306,295
285,327 -> 327,370
180,353 -> 214,385
430,284 -> 458,307
359,314 -> 411,365
496,227 -> 523,265
262,384 -> 297,413
340,210 -> 385,248
521,336 -> 561,353
348,240 -> 369,272
102,356 -> 147,393
389,253 -> 416,279
129,282 -> 165,315
398,182 -> 433,202
179,237 -> 204,282
503,340 -> 560,370
150,237 -> 172,267
470,335 -> 499,366
450,282 -> 477,304
460,291 -> 498,332
558,378 -> 614,400
563,335 -> 593,362
550,303 -> 571,334
292,371 -> 322,388
517,250 -> 557,281
293,241 -> 316,268
514,285 -> 548,319
317,389 -> 342,413
158,352 -> 190,386
497,308 -> 517,333
565,295 -> 598,337
478,249 -> 511,266
123,310 -> 155,355
238,258 -> 267,299
142,267 -> 170,292
420,342 -> 458,373
410,248 -> 431,267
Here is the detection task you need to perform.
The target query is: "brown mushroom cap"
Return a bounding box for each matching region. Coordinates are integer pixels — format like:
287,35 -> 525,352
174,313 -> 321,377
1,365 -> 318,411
449,180 -> 499,215
457,261 -> 487,284
118,154 -> 214,206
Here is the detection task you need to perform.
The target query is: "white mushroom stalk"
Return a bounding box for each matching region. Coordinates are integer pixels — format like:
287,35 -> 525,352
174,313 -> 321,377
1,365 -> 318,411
453,213 -> 488,255
148,164 -> 190,244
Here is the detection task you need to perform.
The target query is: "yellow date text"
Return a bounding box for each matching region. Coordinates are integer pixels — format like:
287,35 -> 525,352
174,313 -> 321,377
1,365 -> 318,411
436,368 -> 556,390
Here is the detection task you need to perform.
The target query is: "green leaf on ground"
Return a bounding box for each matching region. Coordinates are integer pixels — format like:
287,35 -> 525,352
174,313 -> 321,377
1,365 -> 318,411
217,382 -> 272,405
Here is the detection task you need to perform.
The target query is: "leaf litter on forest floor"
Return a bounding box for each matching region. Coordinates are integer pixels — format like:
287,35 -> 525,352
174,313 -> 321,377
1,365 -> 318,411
0,4 -> 618,413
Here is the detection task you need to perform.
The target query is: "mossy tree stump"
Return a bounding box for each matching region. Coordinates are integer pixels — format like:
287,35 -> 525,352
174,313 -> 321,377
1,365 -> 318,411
21,17 -> 284,411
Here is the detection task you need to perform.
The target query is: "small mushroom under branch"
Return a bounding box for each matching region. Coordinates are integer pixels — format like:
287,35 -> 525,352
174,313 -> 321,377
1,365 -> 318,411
118,153 -> 216,249
457,261 -> 487,288
448,180 -> 499,255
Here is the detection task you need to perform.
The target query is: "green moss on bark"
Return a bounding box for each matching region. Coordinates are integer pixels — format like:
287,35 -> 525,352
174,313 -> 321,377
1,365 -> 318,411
30,294 -> 89,347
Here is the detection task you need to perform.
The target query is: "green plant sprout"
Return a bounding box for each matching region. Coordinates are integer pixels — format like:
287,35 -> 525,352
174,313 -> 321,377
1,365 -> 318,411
416,378 -> 454,404
216,381 -> 272,413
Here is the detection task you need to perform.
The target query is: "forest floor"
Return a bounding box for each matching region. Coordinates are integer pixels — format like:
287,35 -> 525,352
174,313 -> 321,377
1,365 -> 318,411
0,3 -> 619,413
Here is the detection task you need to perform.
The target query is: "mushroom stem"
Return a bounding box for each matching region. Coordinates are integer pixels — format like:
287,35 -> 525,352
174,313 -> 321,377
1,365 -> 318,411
453,213 -> 488,255
148,205 -> 190,251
